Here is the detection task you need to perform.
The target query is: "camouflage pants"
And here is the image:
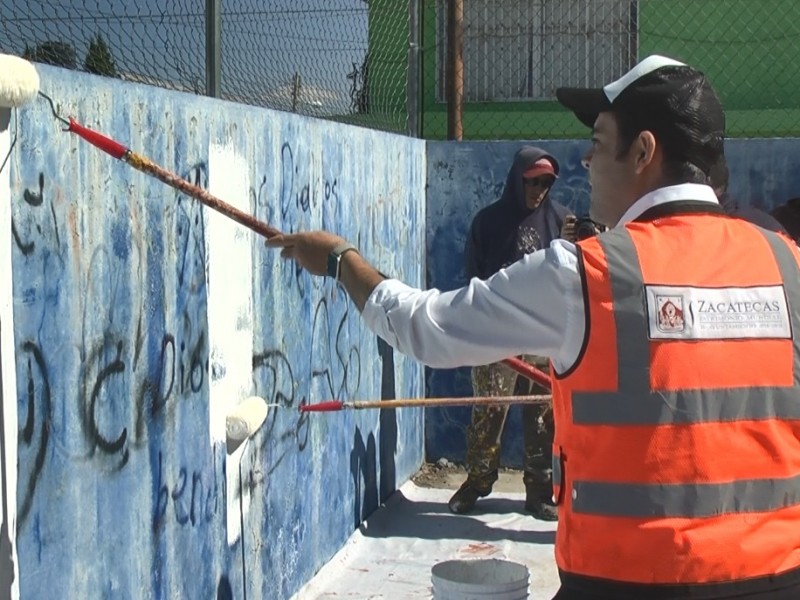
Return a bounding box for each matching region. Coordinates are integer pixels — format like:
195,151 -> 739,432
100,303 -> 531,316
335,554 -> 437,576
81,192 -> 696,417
465,356 -> 553,492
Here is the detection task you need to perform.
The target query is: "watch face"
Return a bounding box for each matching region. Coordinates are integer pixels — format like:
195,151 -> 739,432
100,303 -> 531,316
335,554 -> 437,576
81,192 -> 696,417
326,252 -> 339,278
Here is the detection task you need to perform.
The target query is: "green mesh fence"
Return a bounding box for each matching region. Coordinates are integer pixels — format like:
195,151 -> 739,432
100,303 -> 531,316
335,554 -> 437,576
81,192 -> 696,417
0,0 -> 412,134
422,0 -> 800,140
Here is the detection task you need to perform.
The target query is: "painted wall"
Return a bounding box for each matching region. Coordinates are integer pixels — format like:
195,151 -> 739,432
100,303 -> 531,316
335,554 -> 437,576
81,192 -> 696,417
425,138 -> 800,465
5,65 -> 426,600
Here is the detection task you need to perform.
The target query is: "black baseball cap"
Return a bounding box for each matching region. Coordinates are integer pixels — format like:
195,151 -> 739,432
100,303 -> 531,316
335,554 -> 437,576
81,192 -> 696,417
556,55 -> 725,176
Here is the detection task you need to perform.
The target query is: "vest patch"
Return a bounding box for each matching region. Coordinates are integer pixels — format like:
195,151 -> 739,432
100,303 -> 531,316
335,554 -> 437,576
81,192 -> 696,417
645,285 -> 792,340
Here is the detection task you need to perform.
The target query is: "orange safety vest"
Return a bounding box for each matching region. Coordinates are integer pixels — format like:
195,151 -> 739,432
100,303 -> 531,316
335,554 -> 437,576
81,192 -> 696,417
551,205 -> 800,590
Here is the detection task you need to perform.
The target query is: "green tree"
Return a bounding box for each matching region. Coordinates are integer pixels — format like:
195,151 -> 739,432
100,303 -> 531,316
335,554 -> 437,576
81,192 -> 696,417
84,34 -> 117,77
23,41 -> 78,69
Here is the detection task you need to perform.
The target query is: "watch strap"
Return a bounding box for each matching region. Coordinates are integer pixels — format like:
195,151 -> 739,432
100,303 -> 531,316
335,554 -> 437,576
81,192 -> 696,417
326,242 -> 359,280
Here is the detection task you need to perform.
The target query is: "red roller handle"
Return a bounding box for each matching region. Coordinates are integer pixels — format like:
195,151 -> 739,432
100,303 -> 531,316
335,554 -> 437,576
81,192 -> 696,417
502,357 -> 551,390
68,118 -> 129,159
299,401 -> 345,412
63,116 -> 284,239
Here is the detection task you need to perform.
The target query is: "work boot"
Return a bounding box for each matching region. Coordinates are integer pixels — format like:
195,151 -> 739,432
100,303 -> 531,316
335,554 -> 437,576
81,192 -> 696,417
448,480 -> 492,514
525,482 -> 558,521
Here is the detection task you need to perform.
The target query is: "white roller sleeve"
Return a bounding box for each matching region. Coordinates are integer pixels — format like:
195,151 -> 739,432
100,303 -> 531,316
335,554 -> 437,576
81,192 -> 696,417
0,54 -> 40,108
225,396 -> 269,441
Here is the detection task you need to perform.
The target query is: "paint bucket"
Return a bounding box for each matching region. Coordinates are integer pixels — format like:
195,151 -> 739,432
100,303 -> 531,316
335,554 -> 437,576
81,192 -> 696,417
431,558 -> 529,600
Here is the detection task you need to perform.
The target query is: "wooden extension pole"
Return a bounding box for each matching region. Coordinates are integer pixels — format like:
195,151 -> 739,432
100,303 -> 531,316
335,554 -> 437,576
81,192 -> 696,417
301,394 -> 552,412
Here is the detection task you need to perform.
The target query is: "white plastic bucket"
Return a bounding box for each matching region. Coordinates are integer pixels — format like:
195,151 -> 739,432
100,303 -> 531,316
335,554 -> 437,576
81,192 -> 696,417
431,558 -> 529,600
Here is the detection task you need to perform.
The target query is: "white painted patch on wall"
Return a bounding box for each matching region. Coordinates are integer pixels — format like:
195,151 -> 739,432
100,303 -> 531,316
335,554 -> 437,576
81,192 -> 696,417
207,140 -> 261,546
225,440 -> 251,546
207,141 -> 254,444
0,107 -> 21,600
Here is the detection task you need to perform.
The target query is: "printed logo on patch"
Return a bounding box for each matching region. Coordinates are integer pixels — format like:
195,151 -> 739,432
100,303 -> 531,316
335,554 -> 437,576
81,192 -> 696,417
645,285 -> 791,340
656,295 -> 685,332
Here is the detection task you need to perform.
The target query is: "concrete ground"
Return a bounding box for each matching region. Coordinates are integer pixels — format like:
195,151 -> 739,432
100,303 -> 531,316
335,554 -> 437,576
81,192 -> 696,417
292,462 -> 559,599
410,459 -> 528,494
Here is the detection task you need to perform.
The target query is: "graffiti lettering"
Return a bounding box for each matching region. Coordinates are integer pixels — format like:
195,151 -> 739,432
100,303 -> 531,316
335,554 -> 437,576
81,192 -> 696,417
324,177 -> 339,204
12,172 -> 54,256
310,298 -> 361,401
176,164 -> 208,292
153,451 -> 219,532
279,142 -> 314,218
11,162 -> 210,527
17,342 -> 51,525
86,340 -> 128,462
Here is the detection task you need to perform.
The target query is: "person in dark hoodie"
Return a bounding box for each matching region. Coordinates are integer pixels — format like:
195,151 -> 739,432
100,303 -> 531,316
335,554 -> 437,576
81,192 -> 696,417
710,154 -> 788,234
771,198 -> 800,244
449,146 -> 572,519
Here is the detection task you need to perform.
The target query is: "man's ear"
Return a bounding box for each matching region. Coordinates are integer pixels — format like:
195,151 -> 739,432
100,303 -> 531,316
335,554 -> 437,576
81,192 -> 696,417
633,131 -> 657,173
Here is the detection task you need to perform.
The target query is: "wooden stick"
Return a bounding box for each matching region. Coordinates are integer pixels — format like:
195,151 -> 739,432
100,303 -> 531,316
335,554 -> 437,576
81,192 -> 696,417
350,394 -> 551,409
65,117 -> 282,239
301,394 -> 552,412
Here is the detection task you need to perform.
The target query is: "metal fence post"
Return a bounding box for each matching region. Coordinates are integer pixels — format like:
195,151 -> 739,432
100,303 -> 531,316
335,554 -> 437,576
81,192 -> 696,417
407,0 -> 421,138
446,0 -> 464,140
206,0 -> 221,98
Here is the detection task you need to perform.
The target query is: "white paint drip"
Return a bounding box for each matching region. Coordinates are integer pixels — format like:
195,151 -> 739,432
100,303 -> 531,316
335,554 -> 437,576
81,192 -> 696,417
0,108 -> 21,600
225,440 -> 250,546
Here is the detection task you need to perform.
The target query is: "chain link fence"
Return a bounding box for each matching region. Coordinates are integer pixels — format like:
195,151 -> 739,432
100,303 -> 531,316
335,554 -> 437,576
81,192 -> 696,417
2,1 -> 800,140
0,0 -> 412,134
425,0 -> 800,139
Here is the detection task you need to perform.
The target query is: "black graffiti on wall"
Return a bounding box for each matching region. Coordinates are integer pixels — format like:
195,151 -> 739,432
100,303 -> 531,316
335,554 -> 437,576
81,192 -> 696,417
17,342 -> 51,525
244,297 -> 362,499
279,142 -> 313,218
152,449 -> 220,532
11,150 -> 374,541
11,173 -> 60,257
12,163 -> 213,529
309,297 -> 361,402
254,142 -> 344,301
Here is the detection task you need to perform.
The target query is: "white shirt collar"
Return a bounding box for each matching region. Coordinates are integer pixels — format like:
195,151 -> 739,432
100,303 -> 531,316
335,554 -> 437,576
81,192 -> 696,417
615,183 -> 719,227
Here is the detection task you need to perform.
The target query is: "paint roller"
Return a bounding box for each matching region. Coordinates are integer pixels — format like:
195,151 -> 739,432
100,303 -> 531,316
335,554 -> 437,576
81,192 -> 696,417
0,54 -> 552,410
0,52 -> 281,239
0,54 -> 40,108
0,53 -> 42,171
226,396 -> 278,441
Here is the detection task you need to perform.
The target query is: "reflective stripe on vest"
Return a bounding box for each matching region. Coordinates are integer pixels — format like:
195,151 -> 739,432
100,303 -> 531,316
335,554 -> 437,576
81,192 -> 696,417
570,226 -> 800,518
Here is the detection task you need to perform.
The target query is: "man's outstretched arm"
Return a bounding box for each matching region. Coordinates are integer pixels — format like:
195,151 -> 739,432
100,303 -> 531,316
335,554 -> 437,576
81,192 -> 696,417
266,230 -> 584,370
265,231 -> 383,311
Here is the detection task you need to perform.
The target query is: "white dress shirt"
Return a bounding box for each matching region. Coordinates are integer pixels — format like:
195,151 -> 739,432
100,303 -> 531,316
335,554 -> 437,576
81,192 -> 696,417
362,184 -> 719,374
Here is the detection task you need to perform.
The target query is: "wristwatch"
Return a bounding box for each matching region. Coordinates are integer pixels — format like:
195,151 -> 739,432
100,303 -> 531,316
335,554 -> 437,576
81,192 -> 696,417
326,242 -> 359,281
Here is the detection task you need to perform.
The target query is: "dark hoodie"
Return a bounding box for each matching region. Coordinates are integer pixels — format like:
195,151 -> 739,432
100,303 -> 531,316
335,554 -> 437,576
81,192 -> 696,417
464,146 -> 572,280
710,155 -> 788,235
771,198 -> 800,243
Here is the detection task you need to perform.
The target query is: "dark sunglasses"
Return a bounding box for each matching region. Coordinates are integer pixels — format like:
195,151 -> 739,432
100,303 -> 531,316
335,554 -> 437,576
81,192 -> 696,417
523,176 -> 552,188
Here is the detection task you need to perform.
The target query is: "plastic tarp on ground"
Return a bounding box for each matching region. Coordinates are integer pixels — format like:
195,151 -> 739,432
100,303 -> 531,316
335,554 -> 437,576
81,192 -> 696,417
293,481 -> 559,599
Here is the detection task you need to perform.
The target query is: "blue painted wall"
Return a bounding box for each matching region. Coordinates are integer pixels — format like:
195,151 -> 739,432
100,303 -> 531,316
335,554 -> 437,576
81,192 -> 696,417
425,138 -> 800,466
8,65 -> 426,599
